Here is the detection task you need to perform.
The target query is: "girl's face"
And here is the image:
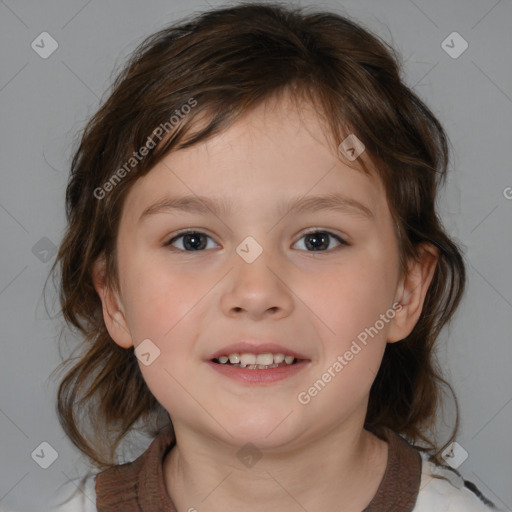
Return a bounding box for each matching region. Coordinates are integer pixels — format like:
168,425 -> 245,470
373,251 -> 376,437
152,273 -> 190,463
97,97 -> 429,451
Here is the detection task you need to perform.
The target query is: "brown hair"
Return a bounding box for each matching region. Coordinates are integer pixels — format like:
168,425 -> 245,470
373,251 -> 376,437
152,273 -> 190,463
50,2 -> 465,468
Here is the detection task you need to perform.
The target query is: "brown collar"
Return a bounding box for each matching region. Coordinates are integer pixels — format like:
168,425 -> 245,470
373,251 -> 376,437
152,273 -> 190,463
362,428 -> 422,511
96,426 -> 421,511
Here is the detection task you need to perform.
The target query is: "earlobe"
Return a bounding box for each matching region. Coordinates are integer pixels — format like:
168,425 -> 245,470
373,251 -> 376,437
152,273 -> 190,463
387,243 -> 439,343
92,256 -> 133,349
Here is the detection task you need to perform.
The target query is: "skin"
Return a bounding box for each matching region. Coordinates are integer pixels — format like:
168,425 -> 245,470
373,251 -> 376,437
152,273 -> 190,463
93,94 -> 438,512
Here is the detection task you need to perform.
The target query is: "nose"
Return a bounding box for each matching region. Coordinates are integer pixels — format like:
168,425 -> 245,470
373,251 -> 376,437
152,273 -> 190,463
219,240 -> 295,321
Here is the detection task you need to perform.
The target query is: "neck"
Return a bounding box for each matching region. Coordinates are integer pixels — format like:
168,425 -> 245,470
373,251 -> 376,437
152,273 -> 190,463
163,421 -> 388,512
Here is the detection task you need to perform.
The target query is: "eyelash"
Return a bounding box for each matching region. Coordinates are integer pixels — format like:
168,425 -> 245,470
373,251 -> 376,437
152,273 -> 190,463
163,229 -> 349,253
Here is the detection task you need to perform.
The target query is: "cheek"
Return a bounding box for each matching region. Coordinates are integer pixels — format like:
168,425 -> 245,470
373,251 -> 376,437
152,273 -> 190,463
119,255 -> 204,392
303,247 -> 398,401
297,260 -> 393,413
123,261 -> 201,412
312,254 -> 397,339
121,254 -> 201,341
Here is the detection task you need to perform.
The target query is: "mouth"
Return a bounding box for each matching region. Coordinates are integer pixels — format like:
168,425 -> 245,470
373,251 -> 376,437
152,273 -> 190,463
211,352 -> 301,369
206,347 -> 310,384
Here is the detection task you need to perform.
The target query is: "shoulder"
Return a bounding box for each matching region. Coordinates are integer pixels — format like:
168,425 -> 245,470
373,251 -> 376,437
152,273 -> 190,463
48,473 -> 97,512
413,454 -> 502,512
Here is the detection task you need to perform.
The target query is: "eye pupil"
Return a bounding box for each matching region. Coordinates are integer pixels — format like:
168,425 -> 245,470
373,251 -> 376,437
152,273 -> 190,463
183,233 -> 207,251
305,232 -> 329,251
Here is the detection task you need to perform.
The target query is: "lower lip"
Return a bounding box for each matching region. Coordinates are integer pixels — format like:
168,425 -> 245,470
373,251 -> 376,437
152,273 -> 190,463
206,360 -> 310,384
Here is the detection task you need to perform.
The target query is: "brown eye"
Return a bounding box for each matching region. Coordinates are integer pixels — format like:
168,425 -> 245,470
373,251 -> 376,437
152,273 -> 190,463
293,230 -> 348,252
165,231 -> 218,252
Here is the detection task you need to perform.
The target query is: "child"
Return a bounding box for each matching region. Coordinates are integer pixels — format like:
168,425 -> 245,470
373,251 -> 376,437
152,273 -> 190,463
50,3 -> 502,511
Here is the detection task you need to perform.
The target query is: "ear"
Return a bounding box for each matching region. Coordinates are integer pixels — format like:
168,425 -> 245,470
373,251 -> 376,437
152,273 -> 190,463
92,255 -> 133,348
387,243 -> 439,343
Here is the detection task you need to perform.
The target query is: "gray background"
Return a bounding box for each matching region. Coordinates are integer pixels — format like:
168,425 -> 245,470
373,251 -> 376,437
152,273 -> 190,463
1,0 -> 511,510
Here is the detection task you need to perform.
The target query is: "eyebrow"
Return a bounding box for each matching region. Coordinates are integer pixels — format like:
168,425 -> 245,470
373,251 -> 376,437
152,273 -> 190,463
139,192 -> 374,222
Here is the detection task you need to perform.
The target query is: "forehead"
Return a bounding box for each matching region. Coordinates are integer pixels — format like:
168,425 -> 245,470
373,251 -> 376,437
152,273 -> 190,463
120,96 -> 388,225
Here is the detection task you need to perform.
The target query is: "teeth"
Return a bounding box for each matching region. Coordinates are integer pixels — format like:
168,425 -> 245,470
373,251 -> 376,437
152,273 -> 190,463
240,353 -> 257,365
273,353 -> 285,363
215,352 -> 296,367
255,353 -> 273,366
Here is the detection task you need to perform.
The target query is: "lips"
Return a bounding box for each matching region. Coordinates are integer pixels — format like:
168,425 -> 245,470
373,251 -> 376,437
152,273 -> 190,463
206,358 -> 310,384
206,341 -> 311,384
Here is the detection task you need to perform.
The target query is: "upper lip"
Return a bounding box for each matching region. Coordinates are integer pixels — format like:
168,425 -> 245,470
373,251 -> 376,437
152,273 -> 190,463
208,342 -> 310,361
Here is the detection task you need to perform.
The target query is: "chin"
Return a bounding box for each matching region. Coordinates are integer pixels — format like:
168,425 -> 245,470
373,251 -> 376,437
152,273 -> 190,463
217,409 -> 301,448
